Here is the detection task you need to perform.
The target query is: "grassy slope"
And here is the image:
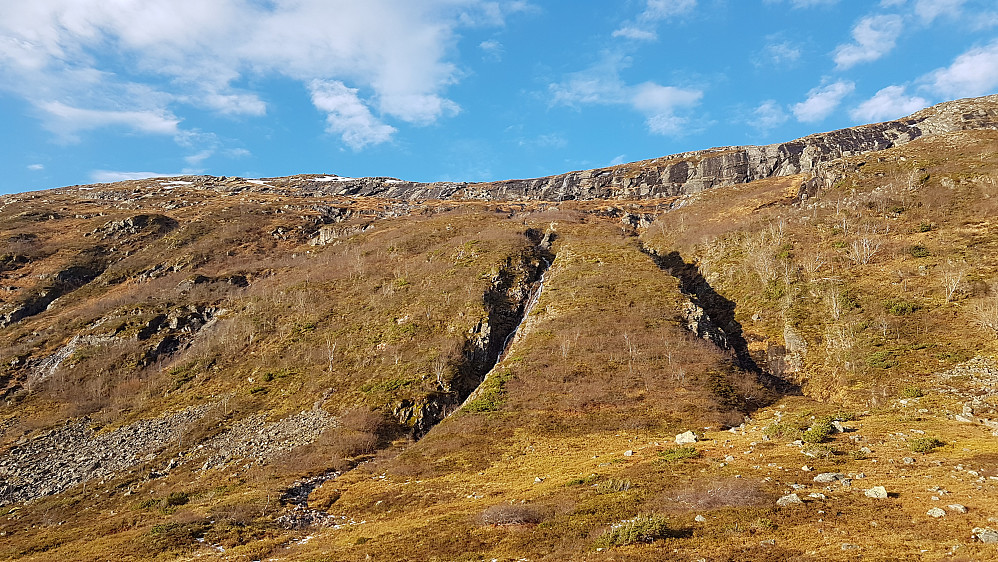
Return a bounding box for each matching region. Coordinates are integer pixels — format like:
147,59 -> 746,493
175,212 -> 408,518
1,130 -> 998,560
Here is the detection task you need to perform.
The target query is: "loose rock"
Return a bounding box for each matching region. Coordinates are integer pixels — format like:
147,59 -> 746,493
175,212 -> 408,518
864,486 -> 888,499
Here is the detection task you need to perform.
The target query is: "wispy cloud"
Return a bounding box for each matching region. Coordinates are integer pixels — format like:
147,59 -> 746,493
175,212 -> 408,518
913,0 -> 967,23
750,100 -> 790,131
924,39 -> 998,98
792,80 -> 855,122
850,85 -> 930,122
36,102 -> 181,142
27,164 -> 44,171
612,0 -> 697,42
89,170 -> 176,183
549,53 -> 702,136
833,14 -> 904,69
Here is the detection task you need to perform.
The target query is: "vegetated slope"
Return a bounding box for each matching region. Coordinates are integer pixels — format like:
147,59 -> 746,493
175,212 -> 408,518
1,98 -> 998,561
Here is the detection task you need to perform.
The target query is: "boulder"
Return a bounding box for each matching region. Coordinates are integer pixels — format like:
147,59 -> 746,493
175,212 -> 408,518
675,431 -> 698,445
776,493 -> 803,506
813,472 -> 844,484
927,507 -> 946,518
974,527 -> 998,543
864,486 -> 888,499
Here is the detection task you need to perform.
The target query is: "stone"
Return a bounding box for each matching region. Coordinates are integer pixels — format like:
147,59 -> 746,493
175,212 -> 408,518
903,457 -> 916,464
947,504 -> 968,513
776,493 -> 803,506
864,486 -> 888,499
808,493 -> 827,500
695,514 -> 706,523
974,527 -> 998,543
813,472 -> 844,484
675,431 -> 698,445
832,421 -> 846,433
927,507 -> 946,518
623,450 -> 634,457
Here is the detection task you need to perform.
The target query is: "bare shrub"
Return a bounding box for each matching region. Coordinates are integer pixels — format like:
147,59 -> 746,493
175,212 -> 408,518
658,478 -> 769,511
974,296 -> 998,338
478,503 -> 545,526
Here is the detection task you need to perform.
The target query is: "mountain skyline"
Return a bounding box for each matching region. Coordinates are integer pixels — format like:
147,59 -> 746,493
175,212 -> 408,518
1,0 -> 997,194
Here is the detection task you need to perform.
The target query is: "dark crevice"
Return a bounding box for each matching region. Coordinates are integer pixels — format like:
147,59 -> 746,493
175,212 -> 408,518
641,245 -> 800,397
392,232 -> 554,439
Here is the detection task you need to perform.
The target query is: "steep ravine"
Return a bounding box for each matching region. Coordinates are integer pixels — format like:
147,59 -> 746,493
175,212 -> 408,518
392,234 -> 554,438
642,245 -> 800,397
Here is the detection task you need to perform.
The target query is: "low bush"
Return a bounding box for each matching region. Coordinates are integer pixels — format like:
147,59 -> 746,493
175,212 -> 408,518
593,515 -> 672,549
802,418 -> 835,444
479,503 -> 545,526
898,386 -> 924,399
909,437 -> 944,453
658,446 -> 701,463
595,479 -> 632,494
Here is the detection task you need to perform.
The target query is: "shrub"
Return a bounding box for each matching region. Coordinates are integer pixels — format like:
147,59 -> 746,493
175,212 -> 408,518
909,245 -> 930,258
867,350 -> 896,369
479,504 -> 544,526
909,437 -> 944,453
464,370 -> 512,413
594,515 -> 672,549
565,473 -> 599,487
884,299 -> 919,316
918,222 -> 932,232
658,446 -> 701,463
595,479 -> 632,494
802,419 -> 834,443
898,386 -> 924,399
763,422 -> 804,441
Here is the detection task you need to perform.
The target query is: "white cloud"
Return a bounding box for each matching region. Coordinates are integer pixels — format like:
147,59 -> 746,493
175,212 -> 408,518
792,80 -> 855,122
27,164 -> 44,171
0,0 -> 517,148
90,170 -> 175,183
612,0 -> 696,41
761,39 -> 803,66
914,0 -> 966,22
36,101 -> 181,141
833,14 -> 904,69
549,54 -> 703,136
309,80 -> 397,149
612,27 -> 658,41
850,86 -> 930,122
631,82 -> 703,134
750,100 -> 790,131
479,39 -> 504,62
924,39 -> 998,98
609,154 -> 627,166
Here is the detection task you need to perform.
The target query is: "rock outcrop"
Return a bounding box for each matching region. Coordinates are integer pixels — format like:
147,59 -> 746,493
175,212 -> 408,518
276,95 -> 998,202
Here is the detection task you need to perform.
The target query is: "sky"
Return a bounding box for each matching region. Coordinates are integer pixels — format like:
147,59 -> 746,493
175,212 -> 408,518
1,0 -> 997,194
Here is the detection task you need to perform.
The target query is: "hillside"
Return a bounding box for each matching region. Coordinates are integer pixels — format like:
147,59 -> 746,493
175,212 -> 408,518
2,96 -> 998,561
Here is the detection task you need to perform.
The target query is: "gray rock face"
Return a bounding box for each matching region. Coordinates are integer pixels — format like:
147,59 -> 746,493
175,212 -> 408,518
284,95 -> 998,202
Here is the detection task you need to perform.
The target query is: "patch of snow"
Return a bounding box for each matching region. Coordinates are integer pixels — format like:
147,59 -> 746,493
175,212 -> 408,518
247,179 -> 270,186
161,180 -> 193,186
314,175 -> 355,182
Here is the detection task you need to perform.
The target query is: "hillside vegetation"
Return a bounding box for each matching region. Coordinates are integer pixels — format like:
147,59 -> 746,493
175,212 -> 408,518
1,105 -> 998,561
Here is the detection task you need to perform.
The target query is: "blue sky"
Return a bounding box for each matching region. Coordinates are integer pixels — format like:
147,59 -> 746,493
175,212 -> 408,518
2,0 -> 997,194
